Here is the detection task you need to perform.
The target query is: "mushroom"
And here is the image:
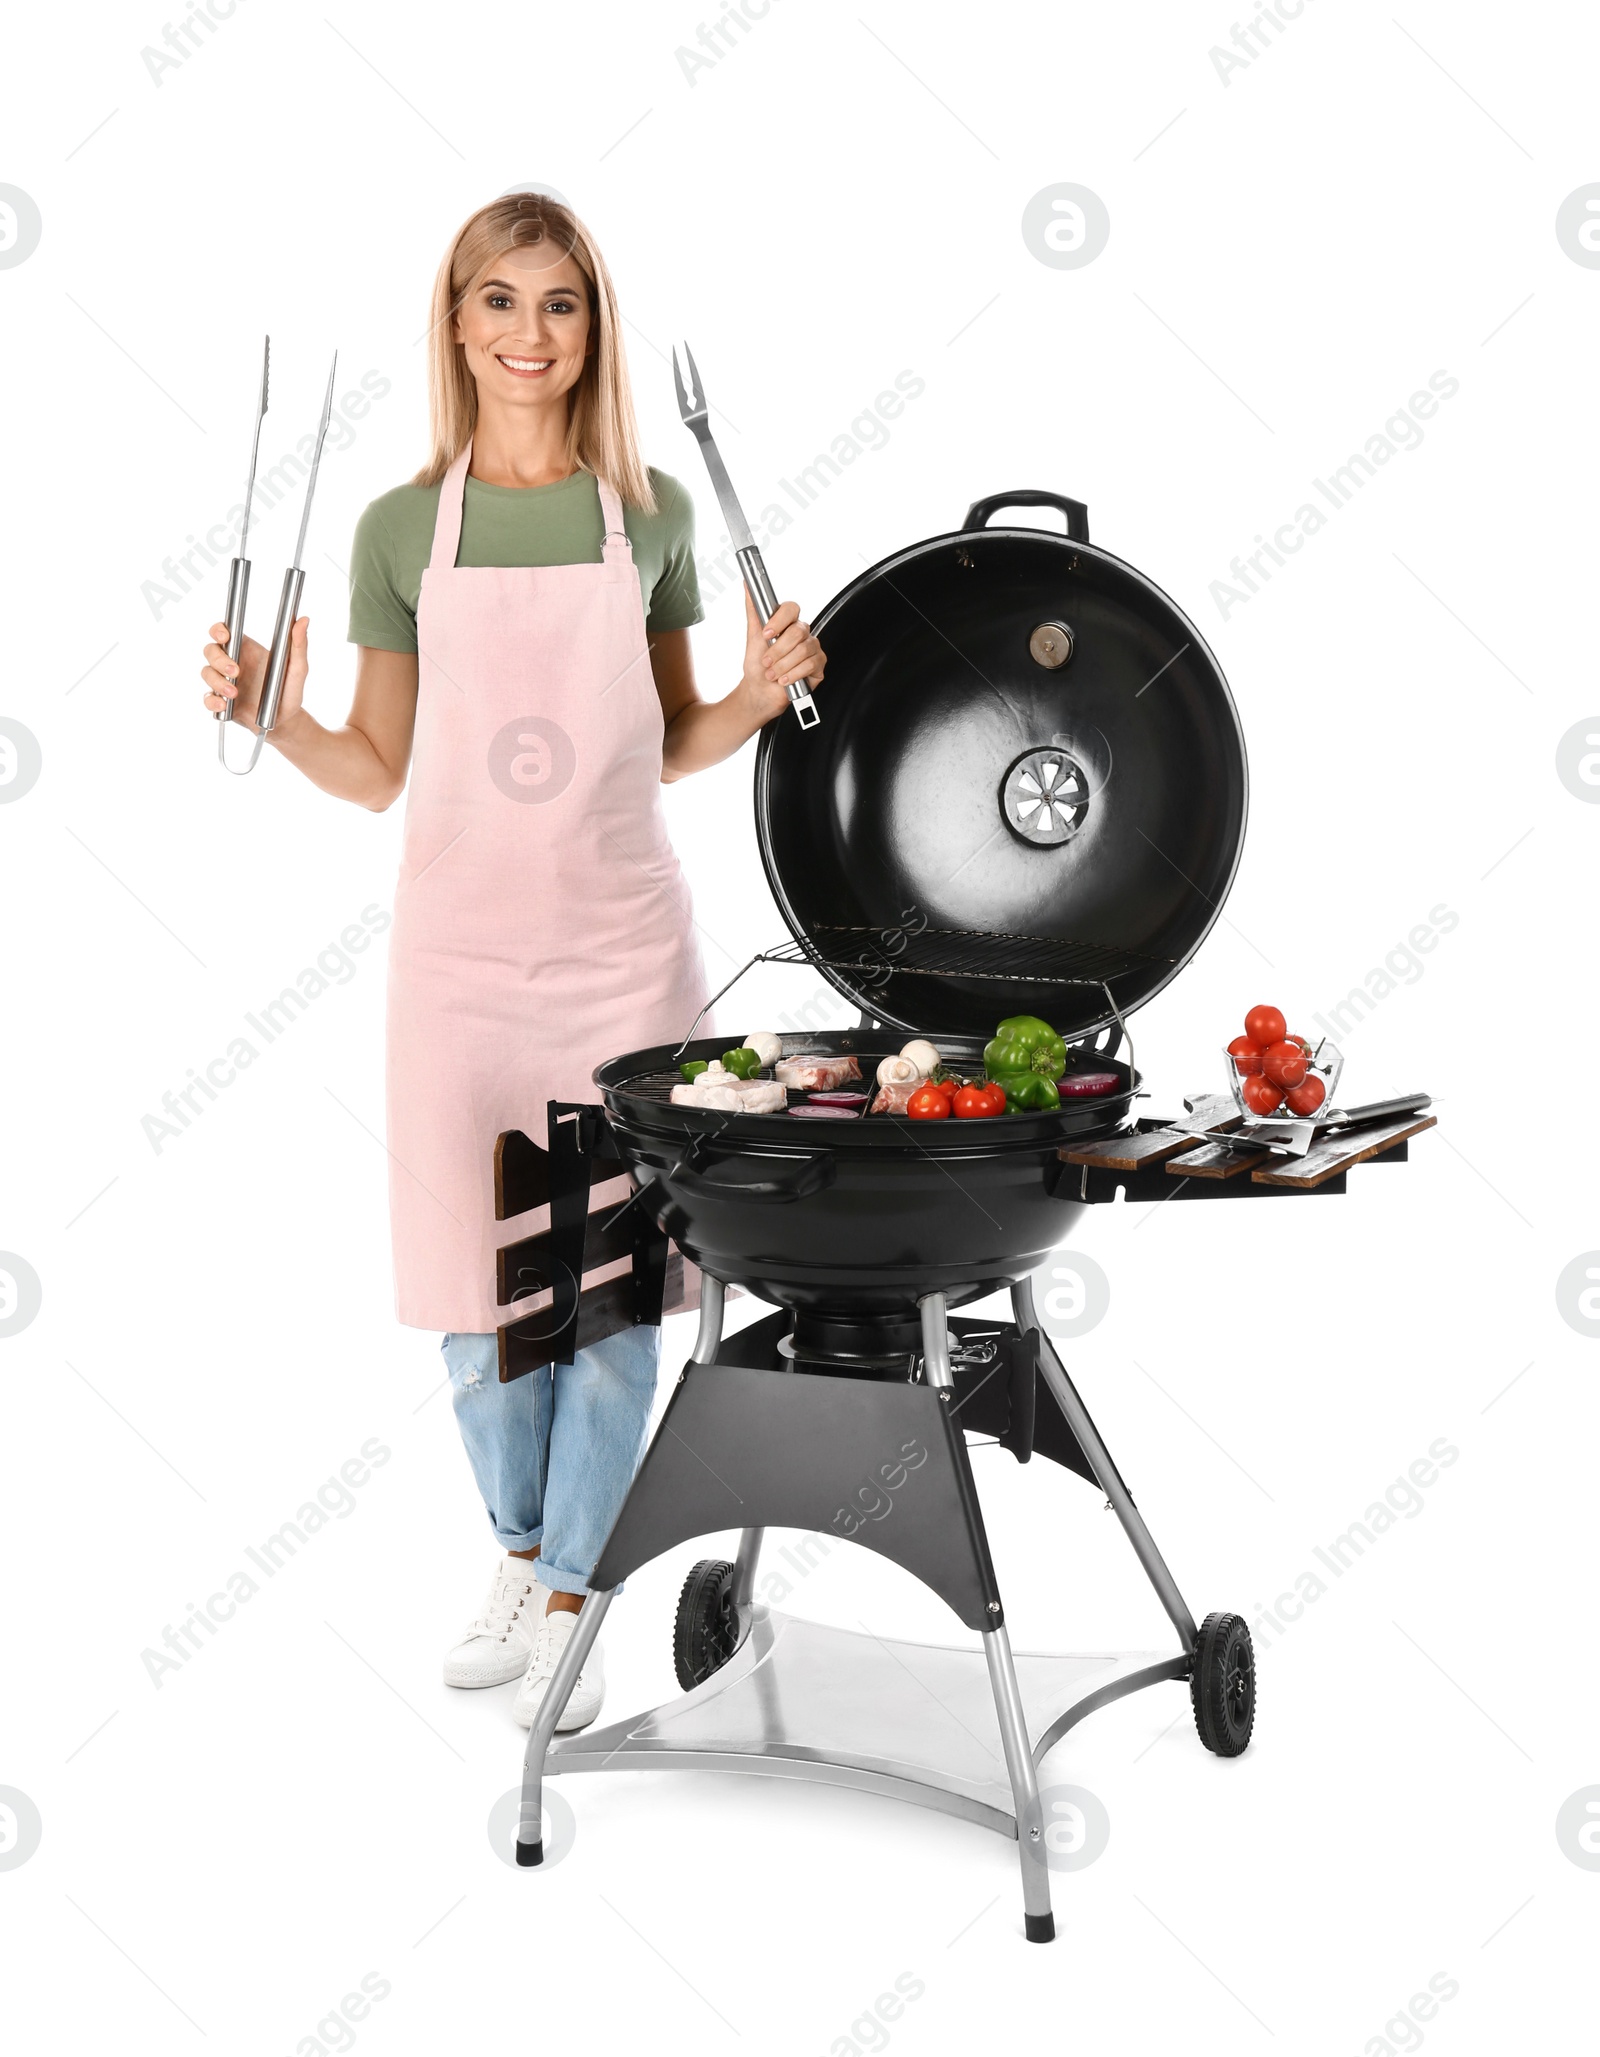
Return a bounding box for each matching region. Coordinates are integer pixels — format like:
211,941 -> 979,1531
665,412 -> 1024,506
900,1039 -> 940,1077
742,1031 -> 783,1068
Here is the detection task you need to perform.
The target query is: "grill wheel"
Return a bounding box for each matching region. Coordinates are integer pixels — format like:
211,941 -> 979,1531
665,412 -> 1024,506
1190,1611 -> 1256,1757
673,1557 -> 740,1691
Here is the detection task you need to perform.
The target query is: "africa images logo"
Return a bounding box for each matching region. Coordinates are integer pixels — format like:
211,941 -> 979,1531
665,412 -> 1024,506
487,717 -> 577,803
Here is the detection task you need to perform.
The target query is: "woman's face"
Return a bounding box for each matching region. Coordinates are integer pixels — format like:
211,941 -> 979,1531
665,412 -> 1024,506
453,241 -> 594,410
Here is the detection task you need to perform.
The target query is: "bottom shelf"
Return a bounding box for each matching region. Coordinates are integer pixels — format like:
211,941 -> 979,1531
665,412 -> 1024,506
547,1607 -> 1183,1837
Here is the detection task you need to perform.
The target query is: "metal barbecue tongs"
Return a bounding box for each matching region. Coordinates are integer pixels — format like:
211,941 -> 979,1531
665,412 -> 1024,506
216,335 -> 270,773
218,351 -> 338,775
672,340 -> 819,731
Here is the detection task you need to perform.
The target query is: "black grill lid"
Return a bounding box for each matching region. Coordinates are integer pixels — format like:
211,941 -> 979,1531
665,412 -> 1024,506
753,491 -> 1249,1042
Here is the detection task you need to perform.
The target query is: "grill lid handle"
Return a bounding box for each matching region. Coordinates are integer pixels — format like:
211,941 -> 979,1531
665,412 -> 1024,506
963,489 -> 1090,543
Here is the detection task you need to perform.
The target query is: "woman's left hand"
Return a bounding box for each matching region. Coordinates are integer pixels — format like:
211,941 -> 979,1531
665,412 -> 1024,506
741,589 -> 825,722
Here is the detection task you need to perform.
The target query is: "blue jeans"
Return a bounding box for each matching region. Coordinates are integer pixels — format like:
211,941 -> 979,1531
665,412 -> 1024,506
442,1325 -> 661,1595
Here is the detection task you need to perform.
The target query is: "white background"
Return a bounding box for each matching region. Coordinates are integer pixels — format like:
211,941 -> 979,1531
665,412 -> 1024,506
2,0 -> 1596,2050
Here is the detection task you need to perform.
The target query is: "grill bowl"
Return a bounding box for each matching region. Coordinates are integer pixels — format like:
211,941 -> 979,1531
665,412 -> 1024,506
594,1030 -> 1135,1324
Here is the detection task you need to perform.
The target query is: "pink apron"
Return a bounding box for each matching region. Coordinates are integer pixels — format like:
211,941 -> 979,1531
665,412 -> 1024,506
385,446 -> 711,1332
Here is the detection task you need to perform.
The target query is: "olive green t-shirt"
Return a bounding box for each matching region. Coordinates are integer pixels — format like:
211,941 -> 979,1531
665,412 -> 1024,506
346,465 -> 703,653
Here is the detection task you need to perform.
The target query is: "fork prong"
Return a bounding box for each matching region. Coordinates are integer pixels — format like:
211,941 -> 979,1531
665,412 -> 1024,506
681,338 -> 706,415
671,342 -> 694,421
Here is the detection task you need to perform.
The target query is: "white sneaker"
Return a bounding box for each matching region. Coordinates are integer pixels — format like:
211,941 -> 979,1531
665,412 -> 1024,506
513,1606 -> 605,1731
442,1559 -> 545,1688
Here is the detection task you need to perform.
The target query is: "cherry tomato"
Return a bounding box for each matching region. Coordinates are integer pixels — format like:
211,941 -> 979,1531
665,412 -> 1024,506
1284,1075 -> 1326,1117
980,1083 -> 1008,1116
907,1085 -> 950,1120
1227,1035 -> 1263,1077
1261,1040 -> 1309,1089
1244,1004 -> 1287,1048
1241,1074 -> 1284,1115
953,1085 -> 993,1119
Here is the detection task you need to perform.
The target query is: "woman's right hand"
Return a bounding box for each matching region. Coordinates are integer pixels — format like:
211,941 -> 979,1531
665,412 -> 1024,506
200,614 -> 309,735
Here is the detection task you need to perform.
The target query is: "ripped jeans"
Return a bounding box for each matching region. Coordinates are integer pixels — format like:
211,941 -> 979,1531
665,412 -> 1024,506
441,1325 -> 661,1595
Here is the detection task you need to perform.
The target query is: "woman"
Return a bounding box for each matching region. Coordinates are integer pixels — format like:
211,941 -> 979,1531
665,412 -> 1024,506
199,190 -> 823,1732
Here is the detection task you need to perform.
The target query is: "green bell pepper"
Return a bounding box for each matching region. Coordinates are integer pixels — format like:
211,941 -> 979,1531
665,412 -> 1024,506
720,1046 -> 763,1080
679,1059 -> 710,1082
983,1014 -> 1068,1082
992,1072 -> 1061,1113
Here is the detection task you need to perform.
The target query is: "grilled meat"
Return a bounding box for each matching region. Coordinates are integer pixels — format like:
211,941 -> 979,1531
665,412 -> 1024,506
774,1053 -> 862,1093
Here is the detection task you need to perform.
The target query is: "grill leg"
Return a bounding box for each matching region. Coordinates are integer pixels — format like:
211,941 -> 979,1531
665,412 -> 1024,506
925,1292 -> 1054,1939
692,1285 -> 765,1618
731,1527 -> 765,1607
918,1291 -> 953,1389
984,1623 -> 1055,1942
687,1277 -> 767,1624
516,1586 -> 614,1866
690,1272 -> 726,1365
521,1276 -> 729,1865
1012,1278 -> 1199,1652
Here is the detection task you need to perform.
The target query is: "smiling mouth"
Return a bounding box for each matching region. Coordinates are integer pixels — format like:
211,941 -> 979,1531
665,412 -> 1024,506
497,354 -> 554,376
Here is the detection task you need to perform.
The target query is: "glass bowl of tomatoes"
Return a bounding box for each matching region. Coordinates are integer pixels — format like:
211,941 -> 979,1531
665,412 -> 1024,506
1224,1015 -> 1343,1125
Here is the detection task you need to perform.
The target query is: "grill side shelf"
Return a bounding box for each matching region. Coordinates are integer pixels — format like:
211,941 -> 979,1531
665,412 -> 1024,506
495,1258 -> 686,1385
494,1123 -> 626,1218
492,1108 -> 687,1383
1060,1111 -> 1432,1201
1063,1118 -> 1241,1173
1163,1138 -> 1261,1181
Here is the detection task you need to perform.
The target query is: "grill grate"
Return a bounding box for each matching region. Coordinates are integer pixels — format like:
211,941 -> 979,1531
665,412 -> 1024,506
613,1066 -> 872,1116
807,925 -> 1170,988
622,1068 -> 710,1105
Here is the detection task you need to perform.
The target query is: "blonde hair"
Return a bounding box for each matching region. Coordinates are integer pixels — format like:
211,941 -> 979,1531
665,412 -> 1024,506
414,193 -> 656,512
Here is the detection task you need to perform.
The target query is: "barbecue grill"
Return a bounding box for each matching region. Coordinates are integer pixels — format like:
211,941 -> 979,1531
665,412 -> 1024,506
502,491 -> 1426,1941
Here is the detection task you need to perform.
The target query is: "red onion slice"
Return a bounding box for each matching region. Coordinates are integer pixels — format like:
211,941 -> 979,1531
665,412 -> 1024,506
1056,1071 -> 1121,1099
787,1102 -> 861,1119
806,1090 -> 869,1107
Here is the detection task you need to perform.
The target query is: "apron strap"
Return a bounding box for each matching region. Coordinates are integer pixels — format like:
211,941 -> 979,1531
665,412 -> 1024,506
597,478 -> 632,574
427,443 -> 474,572
427,448 -> 634,577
